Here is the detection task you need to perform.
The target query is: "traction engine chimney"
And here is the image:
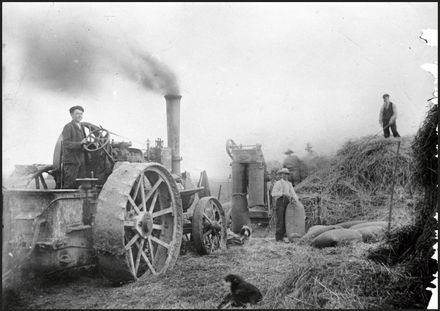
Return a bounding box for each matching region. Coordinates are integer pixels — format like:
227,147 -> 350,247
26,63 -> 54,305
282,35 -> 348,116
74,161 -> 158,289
165,94 -> 182,175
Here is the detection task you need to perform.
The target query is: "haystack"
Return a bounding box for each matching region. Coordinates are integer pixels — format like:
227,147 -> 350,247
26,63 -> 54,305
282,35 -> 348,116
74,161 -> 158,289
295,135 -> 414,227
367,103 -> 438,308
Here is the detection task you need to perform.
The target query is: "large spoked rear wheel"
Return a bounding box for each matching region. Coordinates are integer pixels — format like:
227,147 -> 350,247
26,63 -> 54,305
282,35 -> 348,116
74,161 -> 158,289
93,162 -> 183,284
192,197 -> 227,255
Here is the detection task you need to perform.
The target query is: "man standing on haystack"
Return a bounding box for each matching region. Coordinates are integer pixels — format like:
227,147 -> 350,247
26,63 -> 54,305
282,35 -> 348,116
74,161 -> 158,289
271,168 -> 299,242
379,94 -> 400,138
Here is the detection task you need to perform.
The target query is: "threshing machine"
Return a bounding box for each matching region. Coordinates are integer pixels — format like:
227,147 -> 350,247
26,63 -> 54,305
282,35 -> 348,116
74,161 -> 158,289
225,139 -> 273,234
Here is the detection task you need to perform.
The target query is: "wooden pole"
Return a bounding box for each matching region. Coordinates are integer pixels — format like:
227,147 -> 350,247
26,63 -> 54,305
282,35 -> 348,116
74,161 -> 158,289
317,195 -> 322,225
388,140 -> 401,233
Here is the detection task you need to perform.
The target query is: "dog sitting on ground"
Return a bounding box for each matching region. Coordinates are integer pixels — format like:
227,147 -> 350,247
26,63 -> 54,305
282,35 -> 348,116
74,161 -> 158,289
217,274 -> 262,309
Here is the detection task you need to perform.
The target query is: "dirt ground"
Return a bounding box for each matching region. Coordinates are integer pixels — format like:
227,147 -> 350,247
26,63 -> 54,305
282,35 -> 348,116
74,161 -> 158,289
6,226 -> 389,310
3,199 -> 413,310
8,234 -> 288,309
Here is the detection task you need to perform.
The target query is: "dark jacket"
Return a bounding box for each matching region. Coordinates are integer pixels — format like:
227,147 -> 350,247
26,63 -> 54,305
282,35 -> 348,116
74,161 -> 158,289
61,120 -> 86,165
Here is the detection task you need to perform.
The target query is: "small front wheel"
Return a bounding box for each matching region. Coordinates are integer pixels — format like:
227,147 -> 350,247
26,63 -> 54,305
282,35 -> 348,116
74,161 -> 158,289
192,197 -> 227,255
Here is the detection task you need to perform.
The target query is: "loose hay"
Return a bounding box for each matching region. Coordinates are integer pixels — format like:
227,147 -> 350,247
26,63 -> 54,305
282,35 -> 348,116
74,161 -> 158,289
260,244 -> 401,309
296,135 -> 415,227
355,226 -> 386,243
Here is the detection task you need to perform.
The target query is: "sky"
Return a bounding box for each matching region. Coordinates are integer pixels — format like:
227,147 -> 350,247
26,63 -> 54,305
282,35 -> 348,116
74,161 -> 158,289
2,2 -> 438,180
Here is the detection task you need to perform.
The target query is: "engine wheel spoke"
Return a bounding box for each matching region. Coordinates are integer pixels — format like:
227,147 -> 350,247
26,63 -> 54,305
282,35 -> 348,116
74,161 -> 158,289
127,247 -> 136,277
203,213 -> 213,224
124,220 -> 136,227
203,229 -> 212,238
150,235 -> 170,249
140,248 -> 157,275
145,178 -> 163,204
147,237 -> 155,263
139,175 -> 147,211
132,176 -> 142,201
125,234 -> 140,250
152,207 -> 173,218
148,191 -> 159,213
127,195 -> 141,214
152,224 -> 163,230
134,239 -> 145,274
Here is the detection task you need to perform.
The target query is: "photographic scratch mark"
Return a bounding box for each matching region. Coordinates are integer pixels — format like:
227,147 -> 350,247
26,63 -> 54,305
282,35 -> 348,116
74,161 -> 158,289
337,31 -> 374,65
419,35 -> 428,44
339,32 -> 362,49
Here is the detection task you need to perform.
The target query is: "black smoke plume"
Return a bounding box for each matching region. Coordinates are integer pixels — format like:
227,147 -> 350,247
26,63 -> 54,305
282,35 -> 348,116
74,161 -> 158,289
22,14 -> 179,95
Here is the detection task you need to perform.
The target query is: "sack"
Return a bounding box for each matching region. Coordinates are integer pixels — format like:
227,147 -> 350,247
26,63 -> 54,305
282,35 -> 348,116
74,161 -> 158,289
311,228 -> 362,248
286,201 -> 306,241
298,225 -> 342,244
334,220 -> 367,229
355,226 -> 386,243
307,225 -> 327,234
350,221 -> 388,230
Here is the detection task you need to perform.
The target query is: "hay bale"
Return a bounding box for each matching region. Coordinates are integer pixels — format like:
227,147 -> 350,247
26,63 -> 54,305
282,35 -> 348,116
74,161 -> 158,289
311,228 -> 362,248
299,225 -> 343,244
355,226 -> 385,243
335,220 -> 368,228
350,221 -> 387,230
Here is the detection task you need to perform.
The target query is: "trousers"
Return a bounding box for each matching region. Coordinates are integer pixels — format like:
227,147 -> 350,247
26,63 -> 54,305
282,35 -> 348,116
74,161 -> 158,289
383,120 -> 400,138
62,162 -> 87,189
275,196 -> 290,240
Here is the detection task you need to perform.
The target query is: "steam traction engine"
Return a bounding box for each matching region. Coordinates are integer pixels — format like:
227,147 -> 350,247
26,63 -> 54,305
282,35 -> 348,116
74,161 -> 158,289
2,95 -> 227,287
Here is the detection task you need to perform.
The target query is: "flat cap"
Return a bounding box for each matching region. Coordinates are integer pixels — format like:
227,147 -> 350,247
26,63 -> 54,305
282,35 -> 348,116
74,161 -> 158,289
69,105 -> 84,113
382,94 -> 390,98
277,168 -> 290,174
284,149 -> 294,155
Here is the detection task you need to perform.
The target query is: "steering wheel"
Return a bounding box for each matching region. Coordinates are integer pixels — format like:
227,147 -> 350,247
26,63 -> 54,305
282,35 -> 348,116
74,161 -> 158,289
82,122 -> 111,152
226,139 -> 237,159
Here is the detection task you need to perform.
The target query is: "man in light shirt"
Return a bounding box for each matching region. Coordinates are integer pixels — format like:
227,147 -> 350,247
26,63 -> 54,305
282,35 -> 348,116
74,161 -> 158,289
271,168 -> 299,242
